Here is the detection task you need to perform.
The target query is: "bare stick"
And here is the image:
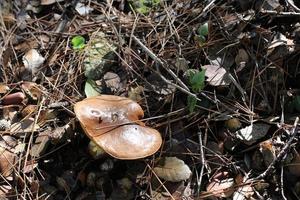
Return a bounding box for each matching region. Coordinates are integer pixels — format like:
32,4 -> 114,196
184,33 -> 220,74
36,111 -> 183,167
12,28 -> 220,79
196,130 -> 206,196
132,35 -> 190,91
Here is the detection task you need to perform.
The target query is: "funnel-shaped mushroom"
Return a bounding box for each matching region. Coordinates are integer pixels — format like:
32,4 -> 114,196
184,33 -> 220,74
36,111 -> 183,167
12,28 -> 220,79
74,95 -> 162,159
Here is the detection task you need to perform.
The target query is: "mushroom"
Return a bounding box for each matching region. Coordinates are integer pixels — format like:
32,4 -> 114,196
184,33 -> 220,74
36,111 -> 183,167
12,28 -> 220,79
74,95 -> 162,159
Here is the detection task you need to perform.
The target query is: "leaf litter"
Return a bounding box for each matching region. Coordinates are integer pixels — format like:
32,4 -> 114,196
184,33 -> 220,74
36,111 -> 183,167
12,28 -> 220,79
1,0 -> 300,199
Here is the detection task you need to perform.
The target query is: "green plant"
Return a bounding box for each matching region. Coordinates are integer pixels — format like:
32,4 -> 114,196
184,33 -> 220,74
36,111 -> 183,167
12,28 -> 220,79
71,35 -> 86,50
129,0 -> 160,14
195,22 -> 209,45
186,69 -> 206,112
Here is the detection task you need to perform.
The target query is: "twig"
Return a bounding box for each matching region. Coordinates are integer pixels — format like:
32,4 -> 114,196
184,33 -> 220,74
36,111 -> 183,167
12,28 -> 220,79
260,10 -> 300,16
253,117 -> 299,180
196,130 -> 205,196
148,164 -> 176,200
132,35 -> 190,92
281,166 -> 287,200
286,0 -> 300,12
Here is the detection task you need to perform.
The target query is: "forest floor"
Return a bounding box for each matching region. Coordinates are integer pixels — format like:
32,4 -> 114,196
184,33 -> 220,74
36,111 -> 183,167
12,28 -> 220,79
1,0 -> 300,199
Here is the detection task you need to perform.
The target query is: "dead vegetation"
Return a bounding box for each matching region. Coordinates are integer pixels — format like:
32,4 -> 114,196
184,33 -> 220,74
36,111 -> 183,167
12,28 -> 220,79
1,0 -> 300,199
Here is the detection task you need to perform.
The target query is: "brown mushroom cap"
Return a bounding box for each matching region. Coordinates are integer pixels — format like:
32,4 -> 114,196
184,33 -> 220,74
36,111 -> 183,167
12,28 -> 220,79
74,95 -> 162,159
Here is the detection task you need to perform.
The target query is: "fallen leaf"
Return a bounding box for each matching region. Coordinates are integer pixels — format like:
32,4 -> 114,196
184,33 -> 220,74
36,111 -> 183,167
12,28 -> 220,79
201,65 -> 231,86
233,184 -> 254,200
206,172 -> 235,198
14,143 -> 26,154
75,2 -> 93,16
259,139 -> 276,166
236,123 -> 270,145
21,82 -> 44,101
23,160 -> 38,173
103,72 -> 121,92
0,84 -> 9,94
153,157 -> 192,182
10,118 -> 40,134
0,135 -> 17,177
84,79 -> 101,97
22,49 -> 45,75
30,131 -> 50,157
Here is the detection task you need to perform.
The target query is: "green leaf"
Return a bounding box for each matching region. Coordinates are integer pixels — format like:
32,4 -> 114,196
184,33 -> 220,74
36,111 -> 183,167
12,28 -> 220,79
187,95 -> 197,113
196,22 -> 208,45
190,70 -> 206,93
84,79 -> 101,97
71,36 -> 85,50
197,22 -> 208,37
129,0 -> 160,14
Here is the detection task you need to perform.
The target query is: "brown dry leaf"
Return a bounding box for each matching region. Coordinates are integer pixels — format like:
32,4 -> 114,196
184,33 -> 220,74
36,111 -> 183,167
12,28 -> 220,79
30,131 -> 50,157
10,118 -> 40,134
206,174 -> 235,198
23,160 -> 38,173
0,84 -> 10,94
201,65 -> 231,86
171,182 -> 193,200
21,105 -> 37,118
153,157 -> 192,182
0,135 -> 18,177
21,82 -> 44,101
48,53 -> 60,66
259,139 -> 276,167
103,72 -> 121,92
3,107 -> 18,123
14,40 -> 39,51
233,184 -> 254,200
